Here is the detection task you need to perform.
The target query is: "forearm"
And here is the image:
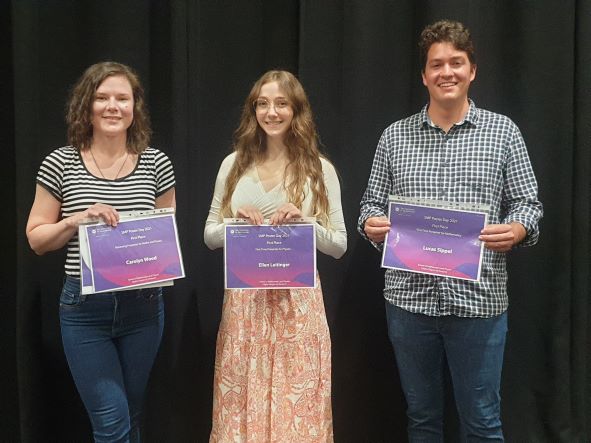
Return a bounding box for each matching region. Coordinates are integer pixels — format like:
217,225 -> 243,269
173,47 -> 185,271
502,128 -> 543,247
204,220 -> 225,250
27,216 -> 80,255
315,223 -> 347,259
358,133 -> 392,240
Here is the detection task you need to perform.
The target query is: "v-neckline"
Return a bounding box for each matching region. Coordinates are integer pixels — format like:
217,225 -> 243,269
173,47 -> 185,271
254,165 -> 283,194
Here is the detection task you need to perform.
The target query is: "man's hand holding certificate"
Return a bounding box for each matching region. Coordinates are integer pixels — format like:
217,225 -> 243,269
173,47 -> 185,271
382,197 -> 488,281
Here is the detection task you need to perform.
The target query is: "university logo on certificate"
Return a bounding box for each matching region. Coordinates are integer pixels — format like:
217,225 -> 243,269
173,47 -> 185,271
79,208 -> 185,294
224,219 -> 316,290
381,196 -> 488,281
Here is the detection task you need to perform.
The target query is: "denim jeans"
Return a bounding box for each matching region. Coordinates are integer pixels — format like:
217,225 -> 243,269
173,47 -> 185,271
385,303 -> 507,443
59,275 -> 164,443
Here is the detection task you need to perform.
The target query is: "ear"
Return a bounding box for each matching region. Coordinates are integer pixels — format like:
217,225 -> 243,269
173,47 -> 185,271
422,70 -> 428,87
470,63 -> 477,82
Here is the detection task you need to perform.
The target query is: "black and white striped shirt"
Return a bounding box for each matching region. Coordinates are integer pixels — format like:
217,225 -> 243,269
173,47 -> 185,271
36,146 -> 175,277
358,100 -> 543,317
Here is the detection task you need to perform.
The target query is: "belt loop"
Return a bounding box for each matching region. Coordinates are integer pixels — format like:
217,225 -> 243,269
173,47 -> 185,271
69,275 -> 87,303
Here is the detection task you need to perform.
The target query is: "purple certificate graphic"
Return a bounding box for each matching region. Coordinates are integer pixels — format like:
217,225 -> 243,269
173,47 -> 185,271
225,224 -> 316,289
82,213 -> 184,293
382,200 -> 487,281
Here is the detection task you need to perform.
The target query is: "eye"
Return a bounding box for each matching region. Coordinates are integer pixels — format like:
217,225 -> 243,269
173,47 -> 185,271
254,99 -> 269,109
276,100 -> 289,109
95,95 -> 107,101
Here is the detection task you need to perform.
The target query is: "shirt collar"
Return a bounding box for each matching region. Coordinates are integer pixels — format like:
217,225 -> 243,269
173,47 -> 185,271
418,99 -> 479,129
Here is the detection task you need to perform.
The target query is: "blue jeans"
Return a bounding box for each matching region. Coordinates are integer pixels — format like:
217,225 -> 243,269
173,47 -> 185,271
59,276 -> 164,443
385,303 -> 507,443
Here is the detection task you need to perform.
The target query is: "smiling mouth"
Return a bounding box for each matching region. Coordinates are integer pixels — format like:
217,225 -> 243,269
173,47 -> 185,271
439,82 -> 457,88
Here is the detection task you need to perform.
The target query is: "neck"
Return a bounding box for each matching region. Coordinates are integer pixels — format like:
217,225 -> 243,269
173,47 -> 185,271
91,133 -> 128,155
427,98 -> 470,132
264,137 -> 288,161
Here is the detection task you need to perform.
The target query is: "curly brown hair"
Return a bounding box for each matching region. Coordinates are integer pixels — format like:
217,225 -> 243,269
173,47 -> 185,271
419,20 -> 475,71
220,70 -> 332,227
66,61 -> 151,154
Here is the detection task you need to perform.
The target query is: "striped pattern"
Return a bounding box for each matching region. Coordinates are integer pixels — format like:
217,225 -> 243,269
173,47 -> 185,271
359,100 -> 543,318
36,146 -> 175,276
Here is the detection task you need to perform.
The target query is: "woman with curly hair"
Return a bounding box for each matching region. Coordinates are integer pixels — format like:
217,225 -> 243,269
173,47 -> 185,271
26,61 -> 175,442
204,70 -> 347,442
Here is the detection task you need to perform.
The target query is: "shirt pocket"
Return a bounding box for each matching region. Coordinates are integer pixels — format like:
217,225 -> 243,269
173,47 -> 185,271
455,161 -> 501,205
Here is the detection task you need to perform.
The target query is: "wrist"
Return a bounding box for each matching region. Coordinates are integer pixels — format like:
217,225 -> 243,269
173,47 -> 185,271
510,222 -> 527,246
63,213 -> 83,230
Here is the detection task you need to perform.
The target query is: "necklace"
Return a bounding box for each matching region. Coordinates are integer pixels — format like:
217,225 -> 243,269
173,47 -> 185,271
89,148 -> 129,182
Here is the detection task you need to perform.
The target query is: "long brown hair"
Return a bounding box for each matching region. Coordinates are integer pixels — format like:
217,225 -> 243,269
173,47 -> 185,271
221,70 -> 331,226
66,61 -> 151,154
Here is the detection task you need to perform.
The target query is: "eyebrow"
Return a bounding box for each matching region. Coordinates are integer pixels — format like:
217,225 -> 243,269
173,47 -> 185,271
95,91 -> 132,96
429,56 -> 466,63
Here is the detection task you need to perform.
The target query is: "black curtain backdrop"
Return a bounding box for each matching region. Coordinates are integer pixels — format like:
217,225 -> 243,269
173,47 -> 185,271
3,1 -> 590,442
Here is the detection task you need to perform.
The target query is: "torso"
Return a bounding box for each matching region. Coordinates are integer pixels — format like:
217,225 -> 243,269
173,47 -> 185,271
36,146 -> 175,276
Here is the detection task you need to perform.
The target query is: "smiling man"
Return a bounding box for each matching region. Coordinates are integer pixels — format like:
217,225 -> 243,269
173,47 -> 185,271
358,20 -> 542,442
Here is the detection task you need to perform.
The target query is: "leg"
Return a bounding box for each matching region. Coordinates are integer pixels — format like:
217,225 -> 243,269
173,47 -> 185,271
59,277 -> 131,443
385,302 -> 445,443
443,313 -> 507,442
114,287 -> 164,443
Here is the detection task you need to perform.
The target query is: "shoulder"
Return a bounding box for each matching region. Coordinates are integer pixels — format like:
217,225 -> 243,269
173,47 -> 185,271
141,147 -> 176,171
319,157 -> 340,186
36,146 -> 78,195
207,152 -> 238,183
219,152 -> 237,173
142,146 -> 170,161
474,107 -> 520,133
320,157 -> 337,175
43,145 -> 78,161
382,111 -> 423,137
39,146 -> 78,171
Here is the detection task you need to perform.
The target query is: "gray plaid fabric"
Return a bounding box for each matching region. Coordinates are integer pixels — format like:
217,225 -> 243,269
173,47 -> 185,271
358,100 -> 543,317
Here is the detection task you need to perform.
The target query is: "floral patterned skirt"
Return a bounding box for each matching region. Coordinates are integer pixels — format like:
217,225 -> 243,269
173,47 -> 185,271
209,279 -> 333,443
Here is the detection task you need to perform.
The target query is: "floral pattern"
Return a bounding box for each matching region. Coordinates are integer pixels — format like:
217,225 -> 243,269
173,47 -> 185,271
210,279 -> 333,442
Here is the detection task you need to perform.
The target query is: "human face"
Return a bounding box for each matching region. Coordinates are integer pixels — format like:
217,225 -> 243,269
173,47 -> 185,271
91,75 -> 134,138
255,81 -> 293,141
422,42 -> 476,108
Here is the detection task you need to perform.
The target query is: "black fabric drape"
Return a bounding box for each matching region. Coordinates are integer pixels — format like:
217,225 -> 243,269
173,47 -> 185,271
5,1 -> 590,442
0,0 -> 18,438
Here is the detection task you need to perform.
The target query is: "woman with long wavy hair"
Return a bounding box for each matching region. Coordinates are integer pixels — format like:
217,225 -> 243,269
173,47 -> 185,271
204,70 -> 347,442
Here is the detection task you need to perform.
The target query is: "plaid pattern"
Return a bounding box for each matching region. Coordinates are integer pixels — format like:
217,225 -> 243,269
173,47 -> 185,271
358,101 -> 542,317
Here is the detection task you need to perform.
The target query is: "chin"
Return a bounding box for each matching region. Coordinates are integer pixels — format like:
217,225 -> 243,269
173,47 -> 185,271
265,130 -> 287,137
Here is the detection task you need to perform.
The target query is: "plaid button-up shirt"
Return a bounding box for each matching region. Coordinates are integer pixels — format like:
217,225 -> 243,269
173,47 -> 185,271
358,101 -> 543,317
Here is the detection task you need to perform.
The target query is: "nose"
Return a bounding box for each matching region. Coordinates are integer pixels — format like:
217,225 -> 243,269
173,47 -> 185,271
441,63 -> 453,76
266,102 -> 278,116
106,97 -> 118,110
